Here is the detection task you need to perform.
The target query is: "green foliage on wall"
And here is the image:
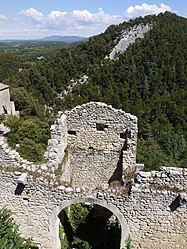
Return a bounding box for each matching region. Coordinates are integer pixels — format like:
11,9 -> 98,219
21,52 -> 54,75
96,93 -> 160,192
66,203 -> 91,232
0,207 -> 38,249
59,224 -> 69,249
60,204 -> 121,249
72,237 -> 92,249
0,114 -> 5,123
126,236 -> 132,249
4,116 -> 51,162
59,204 -> 92,249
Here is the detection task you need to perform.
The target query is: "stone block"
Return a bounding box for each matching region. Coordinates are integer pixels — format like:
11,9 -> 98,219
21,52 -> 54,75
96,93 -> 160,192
41,165 -> 48,171
179,192 -> 187,203
138,171 -> 152,178
17,173 -> 28,185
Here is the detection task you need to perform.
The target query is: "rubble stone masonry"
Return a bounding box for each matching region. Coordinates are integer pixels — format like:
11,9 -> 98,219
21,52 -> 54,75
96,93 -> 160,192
0,102 -> 186,249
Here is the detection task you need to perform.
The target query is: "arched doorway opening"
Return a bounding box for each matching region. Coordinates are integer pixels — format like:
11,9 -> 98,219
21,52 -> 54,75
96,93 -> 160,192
59,203 -> 121,249
49,197 -> 129,249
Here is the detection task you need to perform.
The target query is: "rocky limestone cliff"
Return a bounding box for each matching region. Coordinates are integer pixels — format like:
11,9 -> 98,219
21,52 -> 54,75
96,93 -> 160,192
108,23 -> 153,60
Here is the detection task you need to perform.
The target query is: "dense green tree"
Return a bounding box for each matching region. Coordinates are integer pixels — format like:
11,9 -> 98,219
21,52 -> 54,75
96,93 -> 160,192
1,12 -> 187,168
137,138 -> 170,171
4,116 -> 50,162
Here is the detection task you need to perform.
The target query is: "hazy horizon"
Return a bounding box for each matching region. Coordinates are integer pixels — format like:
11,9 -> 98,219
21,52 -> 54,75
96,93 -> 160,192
0,1 -> 186,39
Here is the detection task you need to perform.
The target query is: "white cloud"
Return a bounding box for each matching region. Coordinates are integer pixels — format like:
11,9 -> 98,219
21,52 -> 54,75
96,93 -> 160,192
48,11 -> 68,22
19,8 -> 44,22
125,3 -> 172,19
47,10 -> 73,28
0,15 -> 8,23
72,8 -> 121,24
12,4 -> 172,38
47,8 -> 122,36
46,8 -> 121,26
21,8 -> 122,37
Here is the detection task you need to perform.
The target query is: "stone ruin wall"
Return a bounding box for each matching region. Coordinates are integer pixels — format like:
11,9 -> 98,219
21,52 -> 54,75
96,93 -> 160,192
0,102 -> 186,248
0,83 -> 18,116
45,102 -> 138,188
0,83 -> 19,134
0,170 -> 55,248
66,102 -> 137,187
0,166 -> 186,249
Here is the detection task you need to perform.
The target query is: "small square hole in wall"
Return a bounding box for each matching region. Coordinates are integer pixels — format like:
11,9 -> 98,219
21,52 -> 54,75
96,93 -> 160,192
68,130 -> 77,136
96,123 -> 108,131
126,129 -> 131,138
120,133 -> 126,139
120,129 -> 131,139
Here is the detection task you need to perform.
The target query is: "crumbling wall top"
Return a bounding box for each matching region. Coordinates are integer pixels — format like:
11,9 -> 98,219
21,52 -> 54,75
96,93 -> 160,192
66,101 -> 137,133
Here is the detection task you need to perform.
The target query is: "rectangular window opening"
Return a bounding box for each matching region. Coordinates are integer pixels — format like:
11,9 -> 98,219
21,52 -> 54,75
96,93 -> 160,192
68,130 -> 77,136
120,133 -> 126,139
120,129 -> 131,139
96,123 -> 108,131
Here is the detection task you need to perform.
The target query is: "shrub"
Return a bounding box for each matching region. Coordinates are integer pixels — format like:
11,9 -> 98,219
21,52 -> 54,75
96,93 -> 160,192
0,207 -> 38,249
0,114 -> 5,123
72,237 -> 92,249
18,138 -> 45,162
65,204 -> 91,232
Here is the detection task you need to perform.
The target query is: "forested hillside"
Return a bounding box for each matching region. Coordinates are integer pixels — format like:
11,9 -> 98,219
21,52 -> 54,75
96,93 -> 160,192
0,41 -> 77,82
3,12 -> 187,169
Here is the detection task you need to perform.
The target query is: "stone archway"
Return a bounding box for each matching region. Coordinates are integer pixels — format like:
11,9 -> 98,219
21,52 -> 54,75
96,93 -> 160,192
49,197 -> 129,249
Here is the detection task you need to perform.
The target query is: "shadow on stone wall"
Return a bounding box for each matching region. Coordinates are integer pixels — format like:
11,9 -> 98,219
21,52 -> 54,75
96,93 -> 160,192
15,183 -> 25,195
108,150 -> 123,186
58,210 -> 74,243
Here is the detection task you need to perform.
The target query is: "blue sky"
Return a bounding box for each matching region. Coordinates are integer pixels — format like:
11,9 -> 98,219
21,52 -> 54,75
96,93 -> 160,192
0,1 -> 186,39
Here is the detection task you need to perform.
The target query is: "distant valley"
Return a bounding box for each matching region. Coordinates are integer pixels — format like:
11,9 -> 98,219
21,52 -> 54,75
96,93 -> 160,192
40,35 -> 88,43
0,35 -> 88,43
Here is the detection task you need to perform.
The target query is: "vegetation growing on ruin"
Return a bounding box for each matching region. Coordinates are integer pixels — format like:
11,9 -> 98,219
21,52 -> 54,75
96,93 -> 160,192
126,236 -> 132,249
0,207 -> 38,248
3,115 -> 52,162
1,12 -> 187,169
59,203 -> 121,249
